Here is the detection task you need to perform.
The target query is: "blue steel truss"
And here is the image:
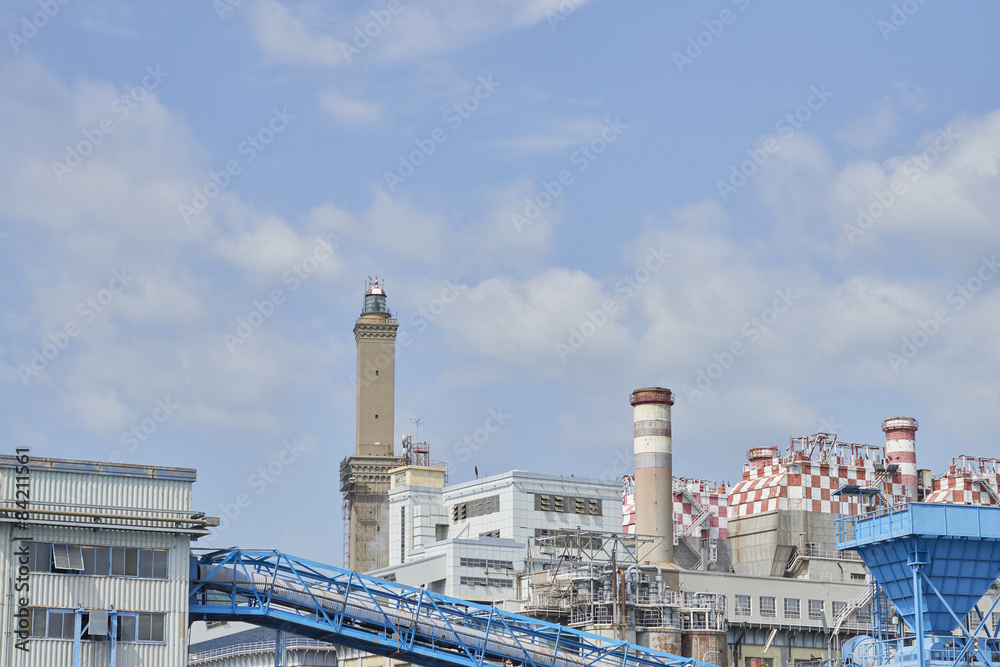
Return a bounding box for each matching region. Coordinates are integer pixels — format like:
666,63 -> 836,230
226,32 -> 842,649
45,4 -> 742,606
189,549 -> 718,667
836,503 -> 1000,667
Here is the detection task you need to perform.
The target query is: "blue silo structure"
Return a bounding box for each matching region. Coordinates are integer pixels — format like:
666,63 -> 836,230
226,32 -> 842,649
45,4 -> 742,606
836,499 -> 1000,667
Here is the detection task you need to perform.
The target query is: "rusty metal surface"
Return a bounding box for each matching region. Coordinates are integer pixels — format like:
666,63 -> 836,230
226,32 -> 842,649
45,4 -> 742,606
630,387 -> 674,406
0,454 -> 196,481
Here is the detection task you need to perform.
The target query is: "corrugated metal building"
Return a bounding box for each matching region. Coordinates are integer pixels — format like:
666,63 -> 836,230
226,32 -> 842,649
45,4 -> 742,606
0,454 -> 215,666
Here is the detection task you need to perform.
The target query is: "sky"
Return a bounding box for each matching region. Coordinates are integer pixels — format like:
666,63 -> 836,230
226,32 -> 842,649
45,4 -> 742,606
3,0 -> 1000,563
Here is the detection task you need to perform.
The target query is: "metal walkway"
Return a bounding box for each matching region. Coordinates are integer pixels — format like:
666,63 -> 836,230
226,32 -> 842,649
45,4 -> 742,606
189,549 -> 718,667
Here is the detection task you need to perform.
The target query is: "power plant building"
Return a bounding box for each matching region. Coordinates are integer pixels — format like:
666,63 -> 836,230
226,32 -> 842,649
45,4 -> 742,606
364,386 -> 1000,667
377,469 -> 622,603
5,277 -> 998,667
0,455 -> 215,666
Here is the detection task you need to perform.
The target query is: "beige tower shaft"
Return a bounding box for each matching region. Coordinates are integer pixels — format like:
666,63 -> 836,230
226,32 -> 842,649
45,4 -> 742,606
631,387 -> 674,564
354,312 -> 398,456
344,279 -> 400,573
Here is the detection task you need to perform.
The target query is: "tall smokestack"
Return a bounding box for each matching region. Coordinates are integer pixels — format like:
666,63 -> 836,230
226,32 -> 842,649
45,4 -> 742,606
882,417 -> 919,502
631,387 -> 674,564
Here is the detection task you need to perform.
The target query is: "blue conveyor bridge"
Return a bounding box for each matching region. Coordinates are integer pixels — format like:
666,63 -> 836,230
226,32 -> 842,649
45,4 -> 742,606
189,549 -> 717,667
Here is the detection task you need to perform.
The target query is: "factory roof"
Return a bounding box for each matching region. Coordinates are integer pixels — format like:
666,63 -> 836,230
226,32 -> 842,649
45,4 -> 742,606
0,455 -> 197,481
443,469 -> 619,492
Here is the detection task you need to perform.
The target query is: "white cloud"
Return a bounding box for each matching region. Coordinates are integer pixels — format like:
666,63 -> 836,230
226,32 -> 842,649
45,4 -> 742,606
308,191 -> 449,269
754,132 -> 834,232
61,386 -> 131,434
214,213 -> 344,279
0,58 -> 353,440
836,101 -> 898,152
831,108 -> 1000,261
513,0 -> 597,25
436,267 -> 629,370
246,0 -> 600,69
319,90 -> 385,126
497,116 -> 609,154
248,0 -> 350,68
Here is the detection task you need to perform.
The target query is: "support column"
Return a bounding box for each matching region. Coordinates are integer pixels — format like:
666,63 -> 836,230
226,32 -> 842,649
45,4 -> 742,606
910,559 -> 926,667
110,610 -> 118,667
276,629 -> 287,666
73,608 -> 83,667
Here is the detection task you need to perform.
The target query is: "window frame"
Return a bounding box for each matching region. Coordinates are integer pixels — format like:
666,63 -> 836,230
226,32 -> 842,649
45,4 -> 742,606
760,596 -> 776,618
23,542 -> 168,579
115,612 -> 167,644
20,608 -> 166,644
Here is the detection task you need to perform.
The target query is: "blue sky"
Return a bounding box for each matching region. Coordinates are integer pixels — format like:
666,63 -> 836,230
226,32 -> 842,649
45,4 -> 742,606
3,0 -> 1000,561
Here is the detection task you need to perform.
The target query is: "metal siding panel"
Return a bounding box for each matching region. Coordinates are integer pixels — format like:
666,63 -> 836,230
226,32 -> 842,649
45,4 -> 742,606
14,630 -> 186,666
17,469 -> 192,512
1,464 -> 195,667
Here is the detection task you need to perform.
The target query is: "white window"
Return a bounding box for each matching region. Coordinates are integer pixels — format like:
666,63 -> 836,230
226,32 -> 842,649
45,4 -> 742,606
760,596 -> 776,618
735,595 -> 751,616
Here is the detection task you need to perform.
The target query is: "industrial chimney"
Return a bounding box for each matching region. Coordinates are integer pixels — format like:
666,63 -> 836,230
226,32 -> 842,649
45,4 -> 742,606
882,417 -> 919,502
631,387 -> 674,564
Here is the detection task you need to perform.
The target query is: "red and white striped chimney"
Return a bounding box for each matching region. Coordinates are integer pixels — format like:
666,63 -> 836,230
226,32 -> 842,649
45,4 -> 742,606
882,417 -> 919,501
631,387 -> 674,564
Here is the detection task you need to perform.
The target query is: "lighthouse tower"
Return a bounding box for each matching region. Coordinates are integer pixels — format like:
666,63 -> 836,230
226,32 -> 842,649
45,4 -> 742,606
341,278 -> 401,572
355,279 -> 397,456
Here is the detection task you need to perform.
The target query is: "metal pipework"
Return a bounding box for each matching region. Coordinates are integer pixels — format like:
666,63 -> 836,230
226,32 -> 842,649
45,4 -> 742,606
191,551 -> 720,667
882,416 -> 919,501
631,387 -> 674,564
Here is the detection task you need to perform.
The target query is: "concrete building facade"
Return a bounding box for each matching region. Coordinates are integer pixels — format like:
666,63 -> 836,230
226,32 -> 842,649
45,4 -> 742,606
377,470 -> 623,604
